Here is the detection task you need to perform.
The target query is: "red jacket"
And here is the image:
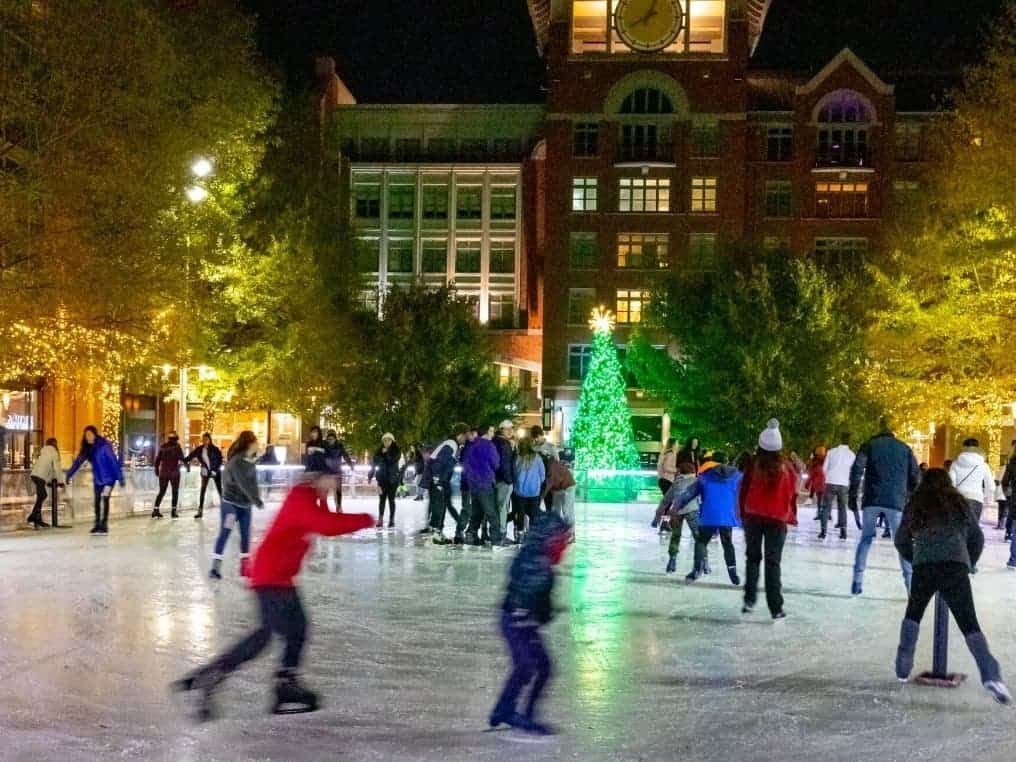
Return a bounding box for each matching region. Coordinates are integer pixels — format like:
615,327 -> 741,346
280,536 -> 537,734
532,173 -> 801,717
738,460 -> 799,526
807,457 -> 826,494
251,484 -> 373,588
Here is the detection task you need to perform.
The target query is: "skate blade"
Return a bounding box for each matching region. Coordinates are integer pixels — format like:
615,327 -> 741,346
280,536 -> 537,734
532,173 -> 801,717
501,729 -> 554,744
273,704 -> 319,715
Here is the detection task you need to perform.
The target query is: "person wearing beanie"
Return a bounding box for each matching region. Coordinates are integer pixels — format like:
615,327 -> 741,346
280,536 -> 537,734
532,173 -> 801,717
367,433 -> 402,528
739,420 -> 798,620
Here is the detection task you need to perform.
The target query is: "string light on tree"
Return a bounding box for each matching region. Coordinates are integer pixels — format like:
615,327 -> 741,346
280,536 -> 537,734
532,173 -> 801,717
571,307 -> 641,474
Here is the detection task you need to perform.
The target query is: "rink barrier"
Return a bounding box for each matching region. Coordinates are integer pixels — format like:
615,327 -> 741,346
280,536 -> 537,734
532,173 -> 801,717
576,469 -> 662,504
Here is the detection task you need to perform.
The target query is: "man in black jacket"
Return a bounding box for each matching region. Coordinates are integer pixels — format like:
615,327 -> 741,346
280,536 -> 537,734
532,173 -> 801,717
494,420 -> 516,539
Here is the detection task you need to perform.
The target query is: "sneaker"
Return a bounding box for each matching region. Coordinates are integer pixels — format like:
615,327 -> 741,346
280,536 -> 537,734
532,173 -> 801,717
984,681 -> 1013,705
772,611 -> 787,622
665,556 -> 677,574
851,580 -> 863,596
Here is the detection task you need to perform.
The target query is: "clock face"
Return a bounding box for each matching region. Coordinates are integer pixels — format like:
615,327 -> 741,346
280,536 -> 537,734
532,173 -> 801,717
614,0 -> 684,53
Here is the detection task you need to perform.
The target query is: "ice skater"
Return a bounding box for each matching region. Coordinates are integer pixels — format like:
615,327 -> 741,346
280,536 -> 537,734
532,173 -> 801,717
184,432 -> 223,520
174,468 -> 373,720
152,431 -> 185,519
368,432 -> 401,528
210,431 -> 264,579
489,512 -> 571,735
893,468 -> 1011,704
672,451 -> 742,585
660,462 -> 700,574
66,425 -> 124,535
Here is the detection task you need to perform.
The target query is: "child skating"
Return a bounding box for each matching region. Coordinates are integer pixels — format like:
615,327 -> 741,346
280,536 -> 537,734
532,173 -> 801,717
173,469 -> 373,720
658,462 -> 700,574
489,512 -> 571,736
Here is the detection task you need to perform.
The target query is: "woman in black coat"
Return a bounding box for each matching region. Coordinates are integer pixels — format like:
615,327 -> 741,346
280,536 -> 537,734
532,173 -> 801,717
184,432 -> 224,519
369,433 -> 402,528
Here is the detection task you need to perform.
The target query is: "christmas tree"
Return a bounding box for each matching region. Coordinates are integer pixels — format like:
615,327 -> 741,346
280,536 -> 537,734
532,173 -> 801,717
572,308 -> 641,473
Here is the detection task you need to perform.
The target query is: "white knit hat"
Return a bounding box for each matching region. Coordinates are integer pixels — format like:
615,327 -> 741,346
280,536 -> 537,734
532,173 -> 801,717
381,432 -> 395,442
758,419 -> 783,452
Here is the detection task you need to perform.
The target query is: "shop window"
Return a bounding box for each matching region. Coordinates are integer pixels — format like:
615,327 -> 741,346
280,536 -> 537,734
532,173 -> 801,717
690,177 -> 718,212
570,232 -> 598,270
619,177 -> 670,213
572,177 -> 598,212
617,233 -> 669,269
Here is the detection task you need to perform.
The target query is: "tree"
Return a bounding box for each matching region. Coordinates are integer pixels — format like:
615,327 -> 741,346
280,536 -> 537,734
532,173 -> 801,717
628,250 -> 878,453
336,285 -> 521,451
571,308 -> 640,473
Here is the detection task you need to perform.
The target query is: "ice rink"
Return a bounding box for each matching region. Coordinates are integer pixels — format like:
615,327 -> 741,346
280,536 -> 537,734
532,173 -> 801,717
1,496 -> 1014,761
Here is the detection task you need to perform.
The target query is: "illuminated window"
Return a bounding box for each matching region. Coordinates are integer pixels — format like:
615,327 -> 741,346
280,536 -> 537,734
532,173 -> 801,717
817,92 -> 871,167
490,187 -> 517,221
574,122 -> 600,157
814,237 -> 868,267
690,177 -> 717,212
422,185 -> 449,221
815,181 -> 869,218
353,183 -> 380,219
766,126 -> 793,161
689,0 -> 727,54
617,233 -> 669,269
568,289 -> 597,325
421,240 -> 448,273
388,184 -> 415,221
570,232 -> 598,270
895,123 -> 923,162
572,177 -> 598,212
568,345 -> 594,380
571,1 -> 608,54
619,178 -> 670,212
616,289 -> 649,324
490,240 -> 516,274
456,185 -> 483,221
764,181 -> 792,218
455,240 -> 481,274
387,240 -> 414,274
691,122 -> 720,157
688,233 -> 717,271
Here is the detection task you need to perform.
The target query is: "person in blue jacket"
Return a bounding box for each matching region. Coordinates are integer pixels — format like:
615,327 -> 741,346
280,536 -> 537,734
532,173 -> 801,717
511,437 -> 546,543
66,425 -> 125,535
673,451 -> 742,585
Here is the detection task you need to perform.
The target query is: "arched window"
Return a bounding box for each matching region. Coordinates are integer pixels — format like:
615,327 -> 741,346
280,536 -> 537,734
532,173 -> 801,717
816,90 -> 874,167
620,88 -> 674,115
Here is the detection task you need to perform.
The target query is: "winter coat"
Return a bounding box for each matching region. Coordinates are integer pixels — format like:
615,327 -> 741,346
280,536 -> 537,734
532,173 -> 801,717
739,459 -> 799,526
806,457 -> 826,495
657,450 -> 678,483
675,447 -> 700,472
658,473 -> 700,518
31,444 -> 63,485
67,436 -> 123,487
222,452 -> 262,508
513,454 -> 546,499
183,443 -> 223,475
461,438 -> 499,490
542,458 -> 575,497
676,465 -> 742,527
503,512 -> 570,624
369,443 -> 402,488
849,431 -> 920,512
154,439 -> 185,480
948,450 -> 995,506
822,445 -> 856,487
459,439 -> 475,491
1001,455 -> 1016,499
895,503 -> 984,571
324,438 -> 353,474
251,483 -> 373,588
494,434 -> 515,484
429,438 -> 461,487
304,438 -> 329,473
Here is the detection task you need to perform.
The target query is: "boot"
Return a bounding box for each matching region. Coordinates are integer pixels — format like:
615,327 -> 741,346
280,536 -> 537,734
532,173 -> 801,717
194,509 -> 203,520
152,507 -> 163,519
817,531 -> 827,540
895,619 -> 920,681
171,508 -> 179,519
273,669 -> 319,714
172,663 -> 226,722
727,565 -> 740,586
239,557 -> 252,578
209,558 -> 223,580
839,528 -> 847,540
665,555 -> 677,574
965,632 -> 1011,704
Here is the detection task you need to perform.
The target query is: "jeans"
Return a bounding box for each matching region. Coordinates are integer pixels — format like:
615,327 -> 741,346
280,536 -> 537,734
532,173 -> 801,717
853,506 -> 912,590
905,562 -> 981,635
377,483 -> 397,524
30,475 -> 49,519
1008,531 -> 1016,566
823,484 -> 849,532
214,500 -> 252,559
218,587 -> 307,672
694,526 -> 736,571
468,486 -> 502,544
492,611 -> 551,721
496,482 -> 514,534
155,475 -> 180,508
199,472 -> 222,510
551,486 -> 576,526
667,511 -> 700,558
743,516 -> 788,615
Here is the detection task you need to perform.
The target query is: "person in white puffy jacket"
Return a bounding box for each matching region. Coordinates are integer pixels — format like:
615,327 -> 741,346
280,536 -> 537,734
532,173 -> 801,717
28,438 -> 64,528
948,438 -> 995,523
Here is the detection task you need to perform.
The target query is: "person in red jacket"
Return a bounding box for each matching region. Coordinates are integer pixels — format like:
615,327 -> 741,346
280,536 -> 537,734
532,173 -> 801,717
738,420 -> 798,620
173,469 -> 373,721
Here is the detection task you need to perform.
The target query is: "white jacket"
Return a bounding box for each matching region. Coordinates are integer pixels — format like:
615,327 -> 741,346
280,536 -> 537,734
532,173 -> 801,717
949,450 -> 995,505
822,444 -> 856,487
30,444 -> 64,484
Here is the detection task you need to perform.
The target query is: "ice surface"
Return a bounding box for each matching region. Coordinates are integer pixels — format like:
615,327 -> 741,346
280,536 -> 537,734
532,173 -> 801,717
1,497 -> 1015,761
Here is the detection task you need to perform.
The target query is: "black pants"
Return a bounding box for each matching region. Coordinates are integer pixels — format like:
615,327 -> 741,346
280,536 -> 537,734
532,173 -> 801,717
695,526 -> 736,571
93,485 -> 111,526
493,612 -> 551,721
467,486 -> 502,544
996,499 -> 1008,529
429,482 -> 449,531
513,495 -> 542,534
199,472 -> 222,510
378,483 -> 397,523
219,587 -> 307,672
457,489 -> 473,539
658,478 -> 673,495
743,516 -> 788,615
905,562 -> 981,636
155,475 -> 180,508
30,476 -> 49,519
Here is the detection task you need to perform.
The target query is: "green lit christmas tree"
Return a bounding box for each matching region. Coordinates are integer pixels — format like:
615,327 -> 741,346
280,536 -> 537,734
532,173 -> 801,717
572,308 -> 641,473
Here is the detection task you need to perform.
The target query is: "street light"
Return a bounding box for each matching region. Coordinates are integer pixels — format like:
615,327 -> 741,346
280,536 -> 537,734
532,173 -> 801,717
191,157 -> 213,178
185,185 -> 208,203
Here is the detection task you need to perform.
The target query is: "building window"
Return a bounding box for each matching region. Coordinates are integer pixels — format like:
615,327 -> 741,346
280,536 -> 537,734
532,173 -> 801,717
422,184 -> 449,221
387,240 -> 414,274
764,180 -> 792,218
817,92 -> 871,167
393,138 -> 421,160
455,241 -> 482,274
456,185 -> 483,221
691,123 -> 720,158
568,345 -> 594,380
690,177 -> 718,212
764,236 -> 791,253
895,123 -> 923,162
688,233 -> 717,271
617,233 -> 669,270
892,179 -> 921,210
573,122 -> 600,157
815,181 -> 869,218
354,183 -> 381,219
356,239 -> 380,273
616,289 -> 649,324
619,177 -> 670,213
568,288 -> 597,325
619,123 -> 672,162
490,240 -> 515,274
421,240 -> 448,273
388,184 -> 415,221
572,177 -> 598,212
815,237 -> 868,267
490,186 -> 517,221
620,88 -> 674,115
766,127 -> 793,161
569,232 -> 598,270
489,294 -> 516,327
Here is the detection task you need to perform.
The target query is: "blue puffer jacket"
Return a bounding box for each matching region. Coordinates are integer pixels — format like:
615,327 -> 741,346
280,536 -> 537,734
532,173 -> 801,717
849,431 -> 920,512
66,436 -> 124,487
677,465 -> 742,527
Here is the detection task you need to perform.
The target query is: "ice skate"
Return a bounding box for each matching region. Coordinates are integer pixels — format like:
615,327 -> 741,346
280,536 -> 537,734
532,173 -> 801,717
152,508 -> 163,518
742,602 -> 755,614
171,508 -> 179,519
273,670 -> 319,714
665,556 -> 677,574
194,510 -> 203,520
984,681 -> 1012,705
172,664 -> 225,723
772,611 -> 787,622
685,567 -> 701,582
727,565 -> 740,586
